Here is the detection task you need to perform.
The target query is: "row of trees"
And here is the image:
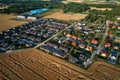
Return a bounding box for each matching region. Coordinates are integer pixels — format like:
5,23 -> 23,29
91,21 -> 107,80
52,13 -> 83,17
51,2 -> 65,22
2,1 -> 118,15
1,0 -> 120,22
0,0 -> 65,4
0,1 -> 61,14
89,4 -> 118,8
0,1 -> 90,14
63,2 -> 90,13
85,5 -> 120,22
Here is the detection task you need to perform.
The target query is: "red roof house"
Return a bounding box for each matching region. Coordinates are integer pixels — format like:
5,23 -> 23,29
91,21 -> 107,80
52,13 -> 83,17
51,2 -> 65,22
105,42 -> 111,47
72,36 -> 77,40
86,46 -> 92,51
72,41 -> 77,46
91,39 -> 98,44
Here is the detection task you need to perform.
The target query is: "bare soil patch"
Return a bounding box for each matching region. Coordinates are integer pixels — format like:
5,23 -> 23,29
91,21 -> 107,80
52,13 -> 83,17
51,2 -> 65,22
0,6 -> 9,9
66,0 -> 84,3
90,7 -> 112,11
44,11 -> 87,21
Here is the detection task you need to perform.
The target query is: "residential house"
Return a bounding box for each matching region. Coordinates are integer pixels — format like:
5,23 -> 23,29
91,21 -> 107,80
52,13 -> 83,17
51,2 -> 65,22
108,50 -> 118,64
85,46 -> 92,51
100,51 -> 109,58
105,42 -> 111,47
69,55 -> 79,63
72,36 -> 77,40
79,43 -> 85,49
91,39 -> 98,44
79,54 -> 88,64
66,33 -> 72,38
59,47 -> 68,53
72,41 -> 77,46
109,50 -> 118,60
46,42 -> 58,49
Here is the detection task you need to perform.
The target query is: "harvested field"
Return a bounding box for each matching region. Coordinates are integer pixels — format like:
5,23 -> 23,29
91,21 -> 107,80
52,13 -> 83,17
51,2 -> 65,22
44,11 -> 87,21
0,49 -> 120,80
0,14 -> 28,32
88,61 -> 120,80
0,49 -> 91,80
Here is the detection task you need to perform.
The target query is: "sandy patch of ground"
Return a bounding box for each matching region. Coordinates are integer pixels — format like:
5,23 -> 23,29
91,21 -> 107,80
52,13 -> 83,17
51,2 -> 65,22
0,49 -> 119,80
0,14 -> 28,32
44,11 -> 87,21
65,0 -> 84,3
90,7 -> 112,11
0,6 -> 9,9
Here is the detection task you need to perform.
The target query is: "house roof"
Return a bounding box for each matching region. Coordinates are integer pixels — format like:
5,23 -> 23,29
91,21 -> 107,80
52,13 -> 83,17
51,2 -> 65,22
79,54 -> 88,63
91,39 -> 98,44
86,46 -> 92,51
79,44 -> 85,49
111,50 -> 117,57
72,36 -> 77,40
46,42 -> 58,48
107,21 -> 114,26
110,56 -> 117,60
69,55 -> 79,63
66,33 -> 72,38
100,51 -> 109,57
101,53 -> 107,57
59,47 -> 68,53
105,42 -> 111,47
72,41 -> 77,46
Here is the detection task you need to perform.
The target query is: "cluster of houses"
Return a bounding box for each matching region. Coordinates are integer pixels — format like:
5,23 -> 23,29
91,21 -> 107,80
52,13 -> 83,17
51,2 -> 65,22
64,33 -> 99,52
99,21 -> 120,64
99,47 -> 119,64
40,42 -> 69,58
98,21 -> 120,65
99,39 -> 120,64
39,21 -> 120,66
0,18 -> 68,53
39,22 -> 102,66
0,17 -> 119,66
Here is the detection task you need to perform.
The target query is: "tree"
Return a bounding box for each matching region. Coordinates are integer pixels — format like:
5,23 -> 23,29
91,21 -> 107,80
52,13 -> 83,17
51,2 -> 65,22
106,0 -> 110,2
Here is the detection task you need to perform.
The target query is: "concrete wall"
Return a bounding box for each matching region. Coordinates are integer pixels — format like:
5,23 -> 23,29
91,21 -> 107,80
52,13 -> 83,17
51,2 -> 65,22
27,16 -> 37,20
17,15 -> 25,19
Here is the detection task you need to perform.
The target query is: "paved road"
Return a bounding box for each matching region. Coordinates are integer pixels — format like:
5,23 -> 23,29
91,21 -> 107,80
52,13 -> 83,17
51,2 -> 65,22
34,22 -> 77,48
84,23 -> 109,68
